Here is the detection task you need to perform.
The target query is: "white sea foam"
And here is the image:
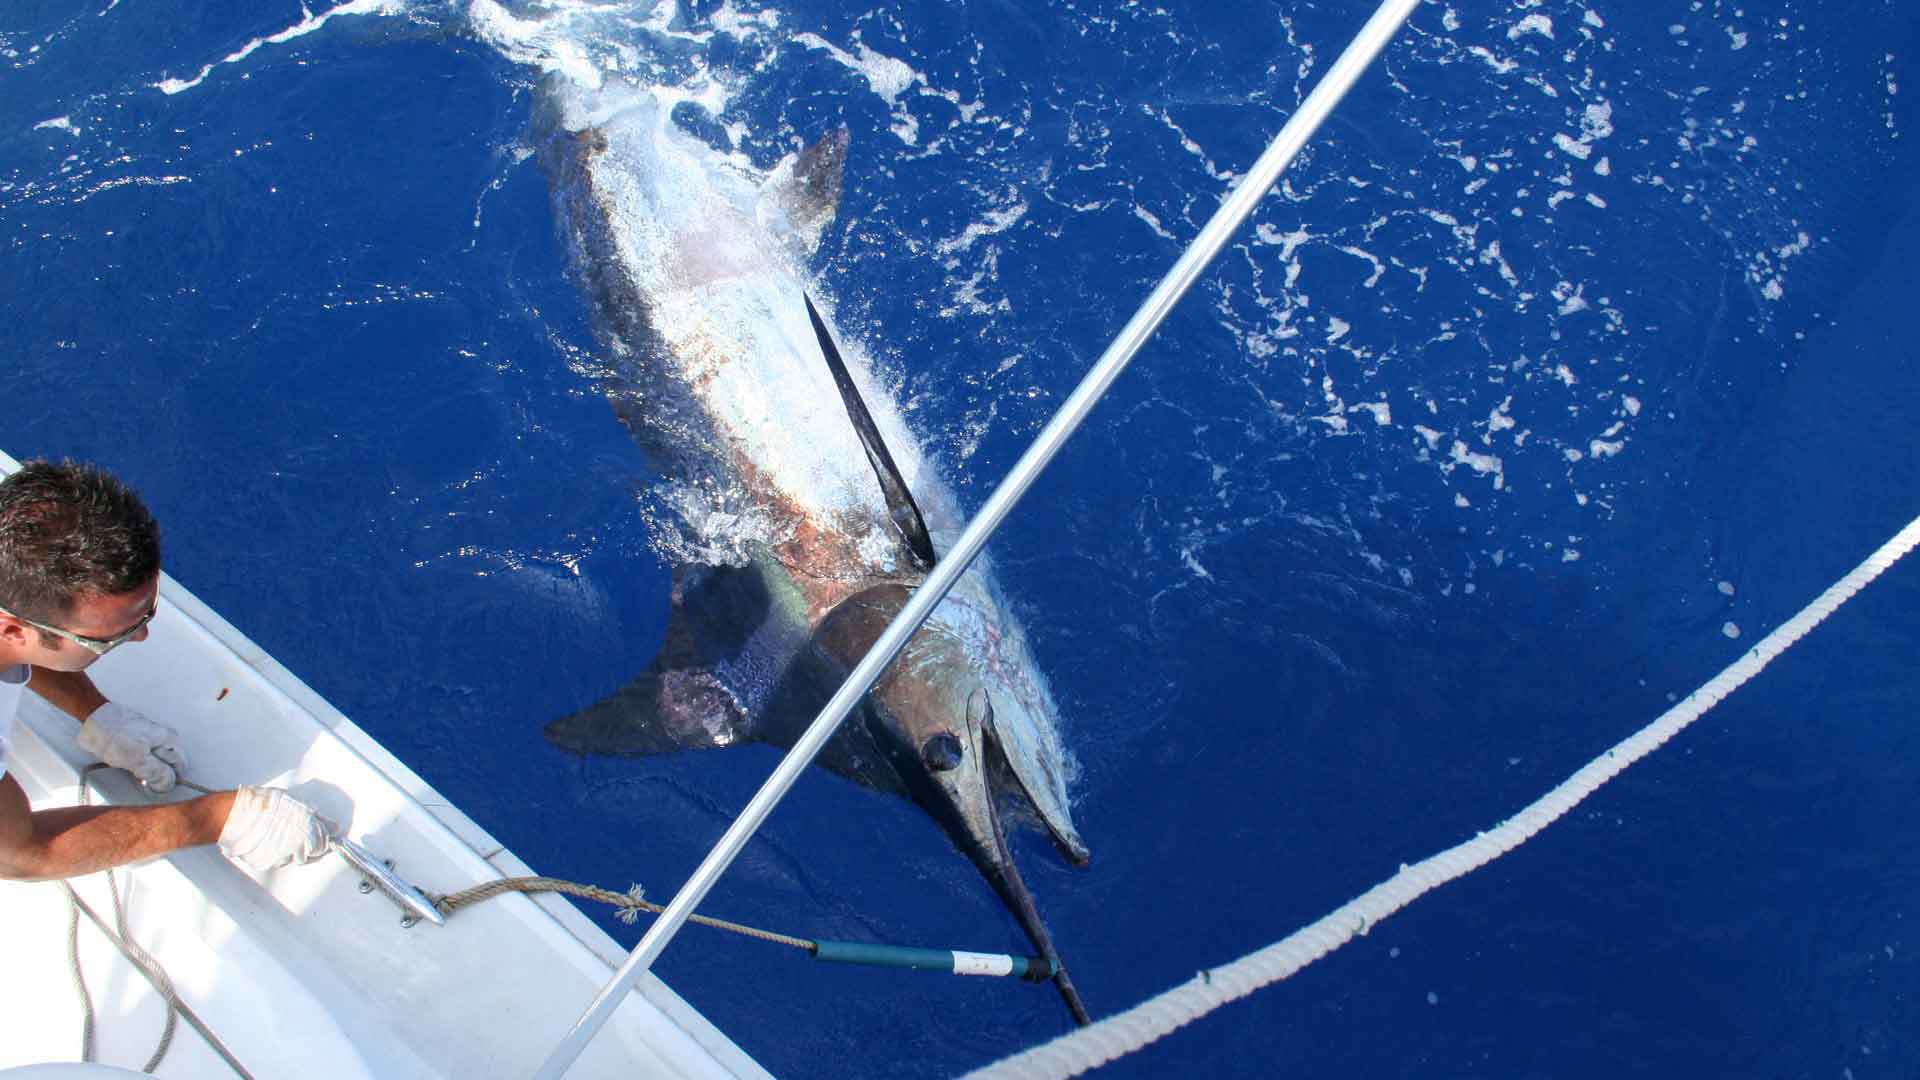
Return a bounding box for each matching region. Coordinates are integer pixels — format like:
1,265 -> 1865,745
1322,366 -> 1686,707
709,3 -> 780,38
788,34 -> 914,103
1554,282 -> 1589,315
1351,401 -> 1391,426
1509,14 -> 1553,41
936,201 -> 1028,255
1179,545 -> 1213,581
1479,241 -> 1519,288
1132,205 -> 1176,241
790,31 -> 924,144
466,0 -> 606,90
1340,245 -> 1385,287
1581,101 -> 1614,140
1450,441 -> 1505,486
1485,397 -> 1516,441
154,0 -> 409,95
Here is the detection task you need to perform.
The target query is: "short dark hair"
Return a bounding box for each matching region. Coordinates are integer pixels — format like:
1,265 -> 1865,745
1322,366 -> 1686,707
0,460 -> 161,623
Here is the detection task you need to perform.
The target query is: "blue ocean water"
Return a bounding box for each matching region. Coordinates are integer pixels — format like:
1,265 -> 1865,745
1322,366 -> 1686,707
3,1 -> 1918,1076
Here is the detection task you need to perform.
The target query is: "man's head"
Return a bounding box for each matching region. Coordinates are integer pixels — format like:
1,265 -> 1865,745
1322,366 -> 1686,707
0,460 -> 161,668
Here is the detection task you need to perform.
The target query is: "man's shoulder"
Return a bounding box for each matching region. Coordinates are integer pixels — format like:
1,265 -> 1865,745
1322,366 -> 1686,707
0,663 -> 22,779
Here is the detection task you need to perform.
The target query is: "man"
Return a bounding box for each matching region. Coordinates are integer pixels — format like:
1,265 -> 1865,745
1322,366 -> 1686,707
0,459 -> 327,880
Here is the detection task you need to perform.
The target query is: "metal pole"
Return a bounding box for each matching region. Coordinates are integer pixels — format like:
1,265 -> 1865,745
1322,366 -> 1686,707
532,1 -> 1420,1074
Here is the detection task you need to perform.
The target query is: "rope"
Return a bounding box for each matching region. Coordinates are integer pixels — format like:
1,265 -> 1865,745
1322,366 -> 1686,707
61,878 -> 183,1074
79,773 -> 823,1045
112,865 -> 180,1074
65,882 -> 95,1062
433,876 -> 815,951
69,764 -> 179,1074
969,514 -> 1920,1079
64,765 -> 251,1079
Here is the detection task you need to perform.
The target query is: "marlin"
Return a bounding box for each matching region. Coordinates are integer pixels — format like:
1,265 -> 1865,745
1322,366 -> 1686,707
530,76 -> 1093,1025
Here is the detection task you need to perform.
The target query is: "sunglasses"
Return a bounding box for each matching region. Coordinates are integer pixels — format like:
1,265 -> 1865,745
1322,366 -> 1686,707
0,598 -> 158,656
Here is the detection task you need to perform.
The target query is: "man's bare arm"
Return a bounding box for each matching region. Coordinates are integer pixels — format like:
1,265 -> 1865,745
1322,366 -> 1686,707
26,666 -> 108,722
0,772 -> 233,882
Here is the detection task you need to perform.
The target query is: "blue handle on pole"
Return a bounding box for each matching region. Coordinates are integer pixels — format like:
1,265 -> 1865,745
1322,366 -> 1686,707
811,940 -> 1058,981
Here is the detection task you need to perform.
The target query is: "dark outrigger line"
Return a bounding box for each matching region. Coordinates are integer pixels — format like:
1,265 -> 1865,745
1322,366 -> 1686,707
803,292 -> 940,570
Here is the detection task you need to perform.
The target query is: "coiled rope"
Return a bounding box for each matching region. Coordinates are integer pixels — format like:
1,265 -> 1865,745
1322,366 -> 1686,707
65,765 -> 182,1076
63,880 -> 97,1061
62,769 -> 255,1079
969,514 -> 1920,1079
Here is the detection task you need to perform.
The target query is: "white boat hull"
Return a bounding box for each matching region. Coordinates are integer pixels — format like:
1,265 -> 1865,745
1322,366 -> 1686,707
0,449 -> 765,1079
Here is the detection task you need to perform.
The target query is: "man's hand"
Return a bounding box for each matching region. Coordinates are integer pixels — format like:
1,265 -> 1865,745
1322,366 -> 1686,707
218,786 -> 331,872
77,702 -> 187,792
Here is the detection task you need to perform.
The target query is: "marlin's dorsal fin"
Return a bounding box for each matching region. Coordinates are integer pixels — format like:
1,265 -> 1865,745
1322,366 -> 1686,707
761,129 -> 848,262
803,293 -> 938,570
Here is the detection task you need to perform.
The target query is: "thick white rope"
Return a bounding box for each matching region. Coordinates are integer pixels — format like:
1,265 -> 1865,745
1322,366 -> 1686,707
970,514 -> 1920,1079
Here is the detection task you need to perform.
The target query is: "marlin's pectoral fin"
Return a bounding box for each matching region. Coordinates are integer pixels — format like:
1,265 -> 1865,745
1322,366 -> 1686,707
544,665 -> 746,756
544,565 -> 765,757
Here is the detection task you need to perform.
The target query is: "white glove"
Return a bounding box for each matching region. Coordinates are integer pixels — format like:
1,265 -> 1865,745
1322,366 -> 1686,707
77,702 -> 187,793
219,786 -> 333,872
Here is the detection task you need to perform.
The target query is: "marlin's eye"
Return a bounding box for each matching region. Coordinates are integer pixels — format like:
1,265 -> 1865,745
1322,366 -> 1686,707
921,732 -> 964,772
